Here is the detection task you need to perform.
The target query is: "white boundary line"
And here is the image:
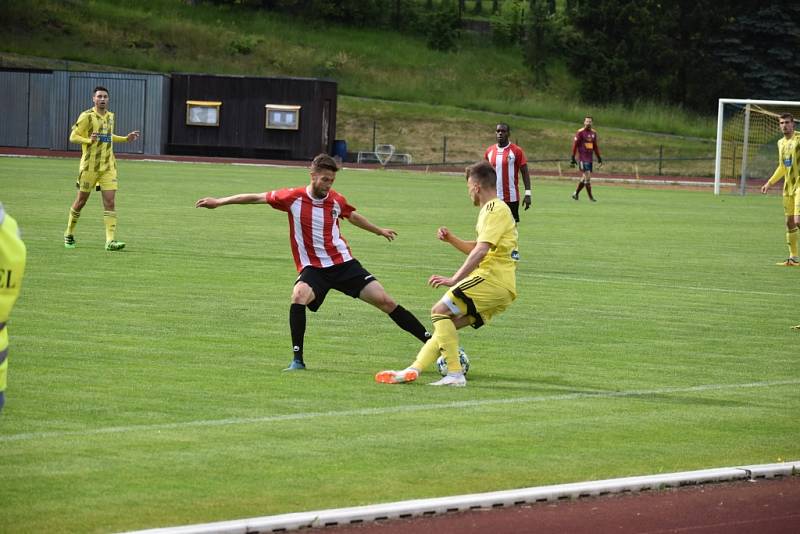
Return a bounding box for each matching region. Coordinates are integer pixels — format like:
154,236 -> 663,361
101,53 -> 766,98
122,461 -> 800,534
3,379 -> 798,444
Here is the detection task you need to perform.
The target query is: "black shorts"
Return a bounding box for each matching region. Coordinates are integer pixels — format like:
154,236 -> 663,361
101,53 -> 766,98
296,259 -> 377,312
579,161 -> 593,173
505,201 -> 520,223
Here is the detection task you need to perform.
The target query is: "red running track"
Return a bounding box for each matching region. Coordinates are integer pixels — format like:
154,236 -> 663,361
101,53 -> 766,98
324,476 -> 800,534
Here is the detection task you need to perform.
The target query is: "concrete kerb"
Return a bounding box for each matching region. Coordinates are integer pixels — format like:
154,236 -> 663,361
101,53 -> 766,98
121,461 -> 799,534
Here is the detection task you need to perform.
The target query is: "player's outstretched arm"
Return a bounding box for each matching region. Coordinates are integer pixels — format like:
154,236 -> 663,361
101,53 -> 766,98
113,131 -> 141,143
437,227 -> 475,255
429,241 -> 491,288
346,211 -> 396,241
195,193 -> 266,209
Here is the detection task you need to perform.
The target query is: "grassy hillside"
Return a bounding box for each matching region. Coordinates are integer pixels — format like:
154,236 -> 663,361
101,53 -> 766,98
1,0 -> 713,135
0,0 -> 718,174
337,96 -> 714,176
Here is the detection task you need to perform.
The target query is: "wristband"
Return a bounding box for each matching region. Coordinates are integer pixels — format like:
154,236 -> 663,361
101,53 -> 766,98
524,190 -> 532,196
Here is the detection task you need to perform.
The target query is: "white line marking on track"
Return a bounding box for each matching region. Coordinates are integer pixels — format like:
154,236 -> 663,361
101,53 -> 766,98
2,379 -> 798,443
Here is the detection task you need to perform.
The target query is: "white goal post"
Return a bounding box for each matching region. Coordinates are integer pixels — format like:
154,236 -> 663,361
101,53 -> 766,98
714,98 -> 800,195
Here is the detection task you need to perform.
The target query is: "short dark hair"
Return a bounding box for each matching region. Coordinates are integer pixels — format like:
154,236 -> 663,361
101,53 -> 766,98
585,115 -> 593,120
466,161 -> 496,189
93,86 -> 109,95
310,153 -> 339,173
779,113 -> 795,122
496,123 -> 510,132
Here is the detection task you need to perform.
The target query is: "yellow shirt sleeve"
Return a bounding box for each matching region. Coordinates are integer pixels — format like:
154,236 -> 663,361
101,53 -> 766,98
476,201 -> 506,247
767,164 -> 785,186
69,112 -> 92,145
112,134 -> 128,143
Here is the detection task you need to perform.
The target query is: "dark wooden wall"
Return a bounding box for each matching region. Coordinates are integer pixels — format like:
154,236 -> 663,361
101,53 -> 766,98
168,73 -> 337,160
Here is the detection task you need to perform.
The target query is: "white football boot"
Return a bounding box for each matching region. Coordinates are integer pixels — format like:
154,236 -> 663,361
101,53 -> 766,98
429,373 -> 466,387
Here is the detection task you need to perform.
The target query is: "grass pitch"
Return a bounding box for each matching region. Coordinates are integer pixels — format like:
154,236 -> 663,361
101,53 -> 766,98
1,157 -> 798,533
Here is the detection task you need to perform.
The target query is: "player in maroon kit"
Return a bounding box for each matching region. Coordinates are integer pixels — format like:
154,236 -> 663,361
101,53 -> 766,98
571,116 -> 603,202
484,123 -> 532,222
196,154 -> 430,371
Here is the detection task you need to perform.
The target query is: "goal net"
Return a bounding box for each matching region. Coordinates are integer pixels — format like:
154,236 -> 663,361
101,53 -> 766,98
714,99 -> 800,195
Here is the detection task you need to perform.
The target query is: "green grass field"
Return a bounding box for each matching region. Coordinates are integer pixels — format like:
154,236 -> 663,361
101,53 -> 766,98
1,156 -> 798,533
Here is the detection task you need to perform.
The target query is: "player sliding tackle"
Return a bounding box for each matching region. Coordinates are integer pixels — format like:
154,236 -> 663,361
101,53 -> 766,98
376,161 -> 519,387
196,154 -> 431,371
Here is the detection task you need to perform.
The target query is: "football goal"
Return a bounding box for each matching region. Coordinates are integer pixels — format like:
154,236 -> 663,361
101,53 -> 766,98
714,98 -> 800,195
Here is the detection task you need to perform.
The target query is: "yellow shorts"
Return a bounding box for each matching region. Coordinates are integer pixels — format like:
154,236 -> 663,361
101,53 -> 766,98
783,191 -> 800,217
441,274 -> 516,329
77,170 -> 118,193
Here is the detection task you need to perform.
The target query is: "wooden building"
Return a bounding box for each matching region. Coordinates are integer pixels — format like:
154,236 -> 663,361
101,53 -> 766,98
168,73 -> 337,160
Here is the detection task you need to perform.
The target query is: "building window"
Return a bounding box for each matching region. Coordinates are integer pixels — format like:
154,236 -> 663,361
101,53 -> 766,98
265,104 -> 301,130
186,100 -> 222,126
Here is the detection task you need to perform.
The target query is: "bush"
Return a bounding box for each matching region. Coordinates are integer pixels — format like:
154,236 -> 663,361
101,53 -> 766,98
425,2 -> 460,52
491,0 -> 525,47
227,35 -> 263,55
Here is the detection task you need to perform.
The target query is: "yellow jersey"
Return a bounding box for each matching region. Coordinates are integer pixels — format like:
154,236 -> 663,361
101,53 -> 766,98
472,198 -> 518,295
767,132 -> 800,196
70,108 -> 128,174
1,205 -> 26,394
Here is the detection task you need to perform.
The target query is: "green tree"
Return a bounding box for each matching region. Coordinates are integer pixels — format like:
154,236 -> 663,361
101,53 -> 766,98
566,0 -> 799,112
491,0 -> 526,47
711,3 -> 800,101
568,0 -> 675,104
523,0 -> 558,86
427,1 -> 461,51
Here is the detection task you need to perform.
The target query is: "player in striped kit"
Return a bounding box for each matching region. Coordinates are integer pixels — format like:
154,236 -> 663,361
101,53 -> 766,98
761,113 -> 800,267
196,154 -> 430,370
484,123 -> 532,223
64,86 -> 140,251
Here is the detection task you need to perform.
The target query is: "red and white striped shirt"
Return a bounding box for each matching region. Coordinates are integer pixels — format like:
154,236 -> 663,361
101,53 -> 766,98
484,143 -> 528,203
265,187 -> 356,272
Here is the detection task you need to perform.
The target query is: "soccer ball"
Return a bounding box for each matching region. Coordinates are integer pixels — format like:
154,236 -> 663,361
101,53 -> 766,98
436,347 -> 470,376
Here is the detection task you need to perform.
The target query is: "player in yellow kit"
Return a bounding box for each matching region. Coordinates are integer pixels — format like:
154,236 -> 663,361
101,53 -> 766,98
64,86 -> 140,251
0,203 -> 27,413
761,113 -> 800,266
376,160 -> 518,387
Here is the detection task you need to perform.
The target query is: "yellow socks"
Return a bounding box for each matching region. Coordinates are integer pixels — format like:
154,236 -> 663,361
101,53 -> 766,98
103,211 -> 117,243
412,313 -> 460,372
787,228 -> 798,258
65,208 -> 80,236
